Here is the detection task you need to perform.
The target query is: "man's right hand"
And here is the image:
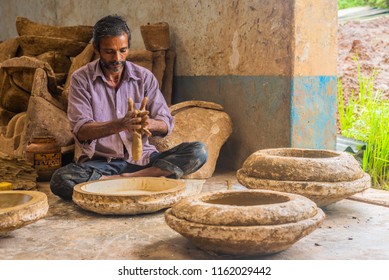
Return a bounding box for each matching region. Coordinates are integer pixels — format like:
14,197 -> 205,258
126,97 -> 151,136
121,110 -> 148,132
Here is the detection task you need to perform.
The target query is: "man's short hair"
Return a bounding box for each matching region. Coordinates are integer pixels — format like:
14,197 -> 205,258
93,14 -> 131,49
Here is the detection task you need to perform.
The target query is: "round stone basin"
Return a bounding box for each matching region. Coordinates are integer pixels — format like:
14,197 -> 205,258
237,148 -> 371,207
0,191 -> 49,236
206,191 -> 289,206
72,177 -> 186,215
0,193 -> 32,208
165,189 -> 325,256
264,148 -> 340,158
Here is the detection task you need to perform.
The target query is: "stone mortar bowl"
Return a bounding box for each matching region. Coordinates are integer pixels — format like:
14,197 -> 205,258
0,190 -> 49,236
237,148 -> 371,207
72,177 -> 186,215
165,189 -> 325,256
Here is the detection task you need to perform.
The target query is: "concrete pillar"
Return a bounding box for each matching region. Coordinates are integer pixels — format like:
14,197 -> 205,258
291,0 -> 338,149
174,0 -> 338,169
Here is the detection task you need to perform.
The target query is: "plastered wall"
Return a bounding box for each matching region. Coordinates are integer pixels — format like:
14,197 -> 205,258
1,0 -> 293,76
0,0 -> 338,170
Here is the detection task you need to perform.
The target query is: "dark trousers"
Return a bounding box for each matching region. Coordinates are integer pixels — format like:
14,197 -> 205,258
50,142 -> 207,200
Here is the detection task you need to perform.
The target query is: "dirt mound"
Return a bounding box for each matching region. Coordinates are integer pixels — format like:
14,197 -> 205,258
338,16 -> 389,100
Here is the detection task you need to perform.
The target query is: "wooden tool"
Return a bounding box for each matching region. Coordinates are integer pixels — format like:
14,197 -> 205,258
128,97 -> 149,161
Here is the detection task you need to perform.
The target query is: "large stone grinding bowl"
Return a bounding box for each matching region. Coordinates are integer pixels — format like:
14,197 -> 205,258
237,148 -> 371,207
72,177 -> 186,215
165,190 -> 325,256
0,190 -> 49,236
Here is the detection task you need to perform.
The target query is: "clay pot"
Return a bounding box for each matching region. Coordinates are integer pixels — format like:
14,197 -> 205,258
150,101 -> 233,179
140,22 -> 170,51
165,190 -> 325,256
72,177 -> 185,215
26,137 -> 62,182
237,148 -> 371,207
0,190 -> 49,235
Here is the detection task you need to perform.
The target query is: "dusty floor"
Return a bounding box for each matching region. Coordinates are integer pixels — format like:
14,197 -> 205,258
0,168 -> 388,260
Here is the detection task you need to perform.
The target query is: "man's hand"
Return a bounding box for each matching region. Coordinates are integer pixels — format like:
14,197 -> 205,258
125,98 -> 152,136
127,97 -> 151,162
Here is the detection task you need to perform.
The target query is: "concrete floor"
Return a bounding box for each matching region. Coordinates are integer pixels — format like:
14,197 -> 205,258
1,168 -> 389,260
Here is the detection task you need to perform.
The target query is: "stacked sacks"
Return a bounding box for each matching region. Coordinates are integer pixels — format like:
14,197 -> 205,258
0,18 -> 92,184
16,16 -> 90,58
0,38 -> 21,125
237,148 -> 371,207
14,17 -> 92,104
0,17 -> 93,125
0,56 -> 68,158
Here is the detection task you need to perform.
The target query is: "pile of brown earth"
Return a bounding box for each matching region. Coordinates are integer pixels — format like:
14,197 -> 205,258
338,16 -> 389,101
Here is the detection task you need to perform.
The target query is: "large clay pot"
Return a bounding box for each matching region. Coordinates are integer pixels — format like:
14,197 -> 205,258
150,101 -> 233,179
237,148 -> 371,207
165,189 -> 325,256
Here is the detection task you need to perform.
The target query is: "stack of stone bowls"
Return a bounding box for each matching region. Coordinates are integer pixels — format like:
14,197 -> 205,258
237,148 -> 371,207
165,189 -> 325,256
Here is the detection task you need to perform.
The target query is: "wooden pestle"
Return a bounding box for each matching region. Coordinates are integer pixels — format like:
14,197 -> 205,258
128,97 -> 148,161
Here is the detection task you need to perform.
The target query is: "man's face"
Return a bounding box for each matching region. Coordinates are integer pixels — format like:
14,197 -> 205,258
96,33 -> 129,73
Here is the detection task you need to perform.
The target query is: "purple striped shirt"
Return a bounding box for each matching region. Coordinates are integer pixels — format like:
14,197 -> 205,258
67,59 -> 174,166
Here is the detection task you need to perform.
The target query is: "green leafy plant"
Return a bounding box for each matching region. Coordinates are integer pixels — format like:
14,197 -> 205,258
338,58 -> 389,190
339,0 -> 368,9
339,0 -> 389,9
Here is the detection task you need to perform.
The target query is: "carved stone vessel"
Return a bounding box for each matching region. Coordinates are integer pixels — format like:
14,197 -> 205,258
237,148 -> 371,207
72,177 -> 186,215
150,100 -> 233,179
165,189 -> 325,256
0,190 -> 48,235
